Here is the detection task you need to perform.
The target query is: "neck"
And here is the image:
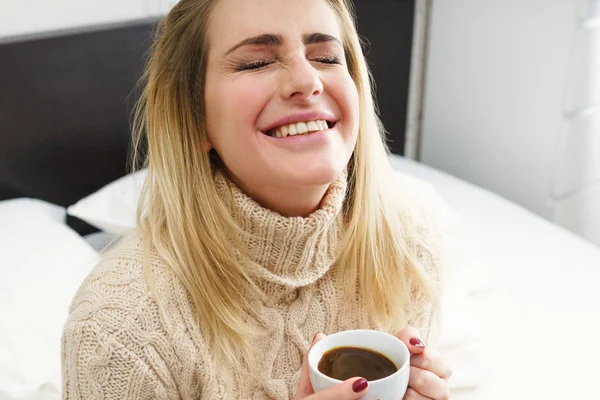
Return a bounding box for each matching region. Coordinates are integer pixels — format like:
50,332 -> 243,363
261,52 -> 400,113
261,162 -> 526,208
225,175 -> 330,218
213,168 -> 348,290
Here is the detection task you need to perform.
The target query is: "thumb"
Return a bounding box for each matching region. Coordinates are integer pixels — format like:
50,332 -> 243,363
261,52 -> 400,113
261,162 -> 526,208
295,333 -> 327,399
395,326 -> 426,355
310,377 -> 369,400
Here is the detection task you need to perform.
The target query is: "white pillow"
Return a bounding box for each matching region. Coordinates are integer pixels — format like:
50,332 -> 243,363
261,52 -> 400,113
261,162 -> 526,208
0,199 -> 100,400
67,169 -> 147,235
67,158 -> 463,237
0,198 -> 67,224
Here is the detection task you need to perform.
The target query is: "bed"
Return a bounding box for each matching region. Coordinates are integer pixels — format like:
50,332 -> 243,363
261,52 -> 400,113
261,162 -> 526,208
2,19 -> 600,400
389,156 -> 600,400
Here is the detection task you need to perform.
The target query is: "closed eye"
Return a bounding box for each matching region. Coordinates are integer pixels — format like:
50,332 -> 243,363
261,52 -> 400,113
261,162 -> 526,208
312,56 -> 342,65
235,59 -> 276,71
235,55 -> 342,71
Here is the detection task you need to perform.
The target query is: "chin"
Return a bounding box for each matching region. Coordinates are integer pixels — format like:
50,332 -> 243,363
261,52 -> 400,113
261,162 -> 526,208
287,163 -> 347,188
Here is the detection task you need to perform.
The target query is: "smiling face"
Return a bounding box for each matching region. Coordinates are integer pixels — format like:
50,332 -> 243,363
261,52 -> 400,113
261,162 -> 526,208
204,0 -> 359,212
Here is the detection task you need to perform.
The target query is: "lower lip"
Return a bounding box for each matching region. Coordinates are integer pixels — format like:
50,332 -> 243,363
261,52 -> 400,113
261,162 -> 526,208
261,124 -> 335,147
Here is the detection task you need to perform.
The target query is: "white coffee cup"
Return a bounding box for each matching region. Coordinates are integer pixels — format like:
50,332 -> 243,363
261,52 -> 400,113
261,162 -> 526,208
308,330 -> 410,400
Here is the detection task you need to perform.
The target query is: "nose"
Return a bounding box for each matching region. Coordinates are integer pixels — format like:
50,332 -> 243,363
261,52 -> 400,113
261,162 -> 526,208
281,56 -> 324,101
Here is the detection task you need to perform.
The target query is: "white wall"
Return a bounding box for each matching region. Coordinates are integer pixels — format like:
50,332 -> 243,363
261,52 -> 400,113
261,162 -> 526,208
420,0 -> 579,221
0,0 -> 177,39
550,1 -> 600,246
421,0 -> 600,245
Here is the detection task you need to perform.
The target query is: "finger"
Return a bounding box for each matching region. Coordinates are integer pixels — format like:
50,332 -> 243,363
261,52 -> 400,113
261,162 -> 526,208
410,349 -> 453,379
295,333 -> 327,399
394,326 -> 426,355
308,377 -> 368,400
403,387 -> 433,400
408,366 -> 450,400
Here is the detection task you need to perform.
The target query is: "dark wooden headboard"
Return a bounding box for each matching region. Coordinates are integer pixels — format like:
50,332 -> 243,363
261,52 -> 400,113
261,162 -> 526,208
0,20 -> 157,209
0,2 -> 414,234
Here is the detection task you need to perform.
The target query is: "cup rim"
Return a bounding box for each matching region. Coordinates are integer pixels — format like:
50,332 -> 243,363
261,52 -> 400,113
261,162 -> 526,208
308,329 -> 410,385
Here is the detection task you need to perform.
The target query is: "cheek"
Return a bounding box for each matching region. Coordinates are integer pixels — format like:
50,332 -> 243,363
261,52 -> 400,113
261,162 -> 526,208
213,80 -> 271,139
335,75 -> 360,135
346,80 -> 360,120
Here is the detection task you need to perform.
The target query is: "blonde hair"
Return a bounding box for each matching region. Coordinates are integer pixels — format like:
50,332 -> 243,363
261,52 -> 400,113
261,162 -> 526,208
132,0 -> 440,374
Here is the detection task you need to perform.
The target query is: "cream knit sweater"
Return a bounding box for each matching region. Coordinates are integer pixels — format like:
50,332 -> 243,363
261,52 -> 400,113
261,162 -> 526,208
61,172 -> 436,400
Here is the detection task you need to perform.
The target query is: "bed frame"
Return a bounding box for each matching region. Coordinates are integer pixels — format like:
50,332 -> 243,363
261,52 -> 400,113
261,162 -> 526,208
0,4 -> 414,235
0,20 -> 157,233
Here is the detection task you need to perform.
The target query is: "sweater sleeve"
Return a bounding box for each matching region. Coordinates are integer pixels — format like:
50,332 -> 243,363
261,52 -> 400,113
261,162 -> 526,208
61,320 -> 172,400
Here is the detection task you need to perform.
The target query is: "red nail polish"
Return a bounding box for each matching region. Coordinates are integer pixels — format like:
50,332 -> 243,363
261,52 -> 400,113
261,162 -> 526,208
352,378 -> 368,393
409,337 -> 425,347
312,333 -> 319,344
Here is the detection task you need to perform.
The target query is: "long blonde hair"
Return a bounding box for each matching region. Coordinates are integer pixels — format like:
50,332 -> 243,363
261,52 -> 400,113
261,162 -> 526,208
132,0 -> 441,372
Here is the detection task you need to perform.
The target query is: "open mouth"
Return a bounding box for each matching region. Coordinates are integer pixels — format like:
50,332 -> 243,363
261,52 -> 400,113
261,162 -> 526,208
264,120 -> 336,138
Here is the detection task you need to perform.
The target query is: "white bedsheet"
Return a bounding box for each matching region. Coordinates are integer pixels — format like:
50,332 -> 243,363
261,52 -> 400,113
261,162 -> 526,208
3,159 -> 600,400
390,156 -> 600,399
0,199 -> 99,400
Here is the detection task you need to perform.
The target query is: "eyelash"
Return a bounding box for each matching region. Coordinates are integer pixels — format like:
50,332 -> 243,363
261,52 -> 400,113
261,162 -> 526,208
236,56 -> 342,71
236,59 -> 275,71
315,55 -> 342,65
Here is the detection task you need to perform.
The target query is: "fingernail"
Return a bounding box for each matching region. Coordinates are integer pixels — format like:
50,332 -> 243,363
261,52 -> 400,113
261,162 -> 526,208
352,378 -> 368,393
409,337 -> 425,347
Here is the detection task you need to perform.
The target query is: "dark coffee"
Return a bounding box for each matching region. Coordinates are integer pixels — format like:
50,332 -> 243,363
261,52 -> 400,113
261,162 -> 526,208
318,346 -> 398,381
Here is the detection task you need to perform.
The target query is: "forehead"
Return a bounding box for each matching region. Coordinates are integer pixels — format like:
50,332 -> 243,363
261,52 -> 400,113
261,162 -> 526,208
208,0 -> 341,50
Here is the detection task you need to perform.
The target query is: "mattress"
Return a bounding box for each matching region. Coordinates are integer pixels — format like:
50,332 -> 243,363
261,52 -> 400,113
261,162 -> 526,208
2,157 -> 600,399
390,155 -> 600,399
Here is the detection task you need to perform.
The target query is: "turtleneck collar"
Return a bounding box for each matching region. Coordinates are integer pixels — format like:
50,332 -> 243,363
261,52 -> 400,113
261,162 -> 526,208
214,170 -> 348,289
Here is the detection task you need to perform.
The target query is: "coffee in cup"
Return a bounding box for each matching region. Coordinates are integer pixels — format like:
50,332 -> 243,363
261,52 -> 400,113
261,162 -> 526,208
318,346 -> 398,381
308,329 -> 410,400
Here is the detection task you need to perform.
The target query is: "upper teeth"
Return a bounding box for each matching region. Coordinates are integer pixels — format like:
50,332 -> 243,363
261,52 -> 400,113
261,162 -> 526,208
270,120 -> 329,138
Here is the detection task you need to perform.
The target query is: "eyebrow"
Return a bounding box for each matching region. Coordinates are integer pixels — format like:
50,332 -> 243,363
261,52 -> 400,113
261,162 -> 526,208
225,32 -> 342,55
304,32 -> 341,46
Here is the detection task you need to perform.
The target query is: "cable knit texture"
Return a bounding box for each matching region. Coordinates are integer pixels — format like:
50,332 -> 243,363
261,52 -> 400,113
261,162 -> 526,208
61,171 -> 436,400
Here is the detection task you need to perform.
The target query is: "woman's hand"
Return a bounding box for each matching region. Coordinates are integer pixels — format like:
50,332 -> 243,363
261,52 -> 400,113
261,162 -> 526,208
395,327 -> 453,400
294,333 -> 369,400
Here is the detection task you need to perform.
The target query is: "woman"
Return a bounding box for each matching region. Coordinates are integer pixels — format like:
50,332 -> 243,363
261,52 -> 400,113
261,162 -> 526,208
62,0 -> 453,399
